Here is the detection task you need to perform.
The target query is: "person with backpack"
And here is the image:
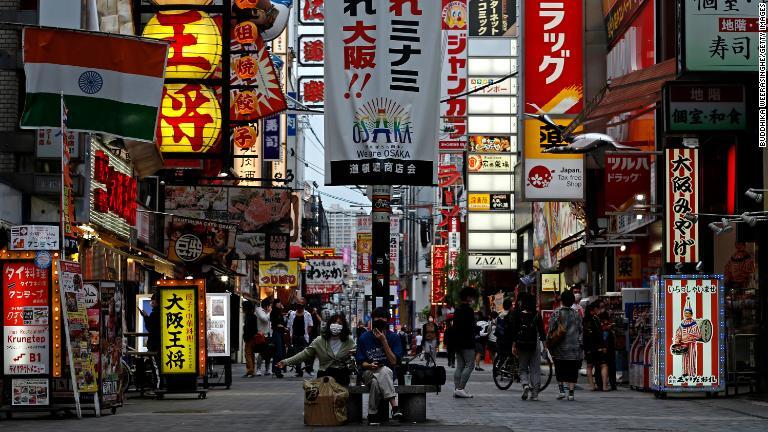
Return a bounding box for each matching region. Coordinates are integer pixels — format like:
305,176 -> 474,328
547,290 -> 583,401
494,298 -> 514,363
510,293 -> 546,401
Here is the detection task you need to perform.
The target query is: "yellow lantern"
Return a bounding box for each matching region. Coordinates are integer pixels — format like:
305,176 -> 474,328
157,83 -> 222,153
151,1 -> 213,5
142,10 -> 222,79
233,126 -> 258,150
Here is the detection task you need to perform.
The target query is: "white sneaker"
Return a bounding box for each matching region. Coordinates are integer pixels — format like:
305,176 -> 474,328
256,371 -> 263,376
557,392 -> 566,400
454,389 -> 473,398
521,385 -> 530,401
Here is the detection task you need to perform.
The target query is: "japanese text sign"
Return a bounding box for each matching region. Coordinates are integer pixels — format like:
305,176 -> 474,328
440,0 -> 468,151
657,276 -> 725,392
160,287 -> 198,374
431,245 -> 447,305
469,0 -> 517,37
524,0 -> 583,115
665,148 -> 698,263
665,84 -> 746,132
467,154 -> 514,172
59,261 -> 98,392
605,154 -> 651,211
357,232 -> 373,273
324,0 -> 442,185
305,257 -> 345,295
262,115 -> 281,161
682,0 -> 758,72
299,0 -> 325,25
258,261 -> 299,287
523,119 -> 584,201
10,225 -> 59,251
3,261 -> 50,375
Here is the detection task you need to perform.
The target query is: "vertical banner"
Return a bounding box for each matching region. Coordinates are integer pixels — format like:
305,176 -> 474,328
60,261 -> 99,393
665,148 -> 698,263
3,262 -> 50,375
159,286 -> 198,375
389,217 -> 400,280
439,0 -> 468,151
324,0 -> 442,185
468,0 -> 517,37
431,244 -> 448,305
658,276 -> 724,392
523,0 -> 583,115
262,115 -> 281,161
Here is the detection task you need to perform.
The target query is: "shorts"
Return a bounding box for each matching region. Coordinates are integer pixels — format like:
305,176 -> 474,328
475,341 -> 486,354
554,359 -> 581,383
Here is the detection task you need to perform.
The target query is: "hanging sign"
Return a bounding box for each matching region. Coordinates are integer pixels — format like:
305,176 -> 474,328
656,275 -> 725,392
523,119 -> 584,201
665,148 -> 698,263
258,261 -> 299,287
604,154 -> 651,211
262,115 -> 281,161
431,245 -> 448,305
9,225 -> 59,251
439,0 -> 468,152
324,0 -> 441,185
305,257 -> 344,295
3,261 -> 50,375
664,84 -> 747,132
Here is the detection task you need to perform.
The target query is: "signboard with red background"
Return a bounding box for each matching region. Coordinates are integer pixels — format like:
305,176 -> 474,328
3,262 -> 50,375
665,149 -> 698,264
604,154 -> 651,212
431,245 -> 448,305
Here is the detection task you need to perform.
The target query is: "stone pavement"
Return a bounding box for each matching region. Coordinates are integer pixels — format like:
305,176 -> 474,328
2,358 -> 767,432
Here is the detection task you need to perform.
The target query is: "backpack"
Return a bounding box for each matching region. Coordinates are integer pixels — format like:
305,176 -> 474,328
516,311 -> 539,349
494,314 -> 507,342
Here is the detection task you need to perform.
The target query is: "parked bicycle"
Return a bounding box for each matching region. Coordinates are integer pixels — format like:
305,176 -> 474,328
492,349 -> 554,391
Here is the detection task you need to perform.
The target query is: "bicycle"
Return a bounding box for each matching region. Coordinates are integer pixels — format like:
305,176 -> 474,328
492,348 -> 554,392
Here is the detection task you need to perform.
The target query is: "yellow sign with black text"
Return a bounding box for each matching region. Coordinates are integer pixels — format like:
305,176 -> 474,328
160,287 -> 198,374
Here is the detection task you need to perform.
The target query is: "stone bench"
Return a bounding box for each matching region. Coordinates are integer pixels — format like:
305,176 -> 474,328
346,384 -> 440,423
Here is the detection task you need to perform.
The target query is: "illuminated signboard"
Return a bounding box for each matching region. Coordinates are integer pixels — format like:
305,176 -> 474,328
90,137 -> 136,239
157,83 -> 222,153
159,286 -> 199,375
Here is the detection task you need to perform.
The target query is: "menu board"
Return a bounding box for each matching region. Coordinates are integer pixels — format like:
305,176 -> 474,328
60,261 -> 99,393
3,262 -> 50,375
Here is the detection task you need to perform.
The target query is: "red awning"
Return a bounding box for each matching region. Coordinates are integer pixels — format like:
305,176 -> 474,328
578,58 -> 677,130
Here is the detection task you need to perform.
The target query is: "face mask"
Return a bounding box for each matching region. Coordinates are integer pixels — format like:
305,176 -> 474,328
428,317 -> 434,322
373,319 -> 388,332
329,323 -> 343,336
575,294 -> 582,302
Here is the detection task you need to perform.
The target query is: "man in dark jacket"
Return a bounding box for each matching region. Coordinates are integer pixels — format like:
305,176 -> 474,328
242,300 -> 259,377
140,292 -> 161,390
453,287 -> 478,398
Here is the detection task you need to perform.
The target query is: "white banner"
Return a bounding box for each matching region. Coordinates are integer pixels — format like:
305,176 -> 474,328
324,0 -> 441,185
305,257 -> 345,294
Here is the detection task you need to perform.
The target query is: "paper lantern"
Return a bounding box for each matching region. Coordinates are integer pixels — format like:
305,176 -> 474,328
157,83 -> 222,153
233,126 -> 258,150
234,21 -> 258,44
234,55 -> 257,80
152,0 -> 213,5
234,90 -> 258,116
142,10 -> 222,79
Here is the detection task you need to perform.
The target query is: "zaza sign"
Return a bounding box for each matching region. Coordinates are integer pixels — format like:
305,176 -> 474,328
468,253 -> 517,270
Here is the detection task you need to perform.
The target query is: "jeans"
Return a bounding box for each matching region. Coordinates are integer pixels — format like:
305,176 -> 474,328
362,366 -> 396,415
423,339 -> 438,366
518,343 -> 542,390
447,349 -> 456,367
454,349 -> 475,389
271,330 -> 285,375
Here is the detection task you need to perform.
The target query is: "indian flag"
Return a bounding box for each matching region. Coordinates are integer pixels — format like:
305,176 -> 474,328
20,27 -> 168,142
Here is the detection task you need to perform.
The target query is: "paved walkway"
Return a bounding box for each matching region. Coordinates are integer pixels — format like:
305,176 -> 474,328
2,358 -> 767,431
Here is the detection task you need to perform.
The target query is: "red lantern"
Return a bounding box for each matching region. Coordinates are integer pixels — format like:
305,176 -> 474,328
234,21 -> 258,45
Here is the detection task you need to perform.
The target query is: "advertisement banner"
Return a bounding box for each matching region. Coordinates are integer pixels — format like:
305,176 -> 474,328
159,287 -> 198,374
431,245 -> 448,305
439,0 -> 468,151
664,84 -> 746,132
10,225 -> 59,251
468,0 -> 517,37
390,217 -> 400,279
3,261 -> 49,375
533,202 -> 586,270
524,0 -> 583,115
258,261 -> 299,287
682,0 -> 758,72
468,135 -> 513,152
523,119 -> 584,200
605,154 -> 651,211
166,215 -> 237,265
60,261 -> 98,392
468,193 -> 512,211
305,257 -> 344,295
665,148 -> 698,263
206,293 -> 230,357
658,276 -> 724,391
12,378 -> 49,406
468,253 -> 516,270
356,233 -> 373,273
99,282 -> 123,404
467,153 -> 514,172
324,0 -> 441,185
262,115 -> 281,161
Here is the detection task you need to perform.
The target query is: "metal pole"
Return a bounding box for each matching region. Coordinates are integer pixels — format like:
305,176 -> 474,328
371,186 -> 392,315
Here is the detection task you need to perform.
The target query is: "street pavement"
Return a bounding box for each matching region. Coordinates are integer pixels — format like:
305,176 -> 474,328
2,357 -> 767,432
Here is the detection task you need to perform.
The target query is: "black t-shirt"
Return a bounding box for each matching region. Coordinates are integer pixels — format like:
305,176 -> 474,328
453,303 -> 476,350
270,308 -> 285,332
292,313 -> 305,342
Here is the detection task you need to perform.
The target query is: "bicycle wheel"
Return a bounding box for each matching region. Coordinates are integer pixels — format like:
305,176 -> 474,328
539,351 -> 554,392
493,356 -> 515,390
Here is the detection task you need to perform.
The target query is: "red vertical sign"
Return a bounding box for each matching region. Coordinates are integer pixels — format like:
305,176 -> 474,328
431,245 -> 448,305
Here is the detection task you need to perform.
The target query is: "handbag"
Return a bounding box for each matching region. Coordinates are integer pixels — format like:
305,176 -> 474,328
397,364 -> 446,386
546,309 -> 567,350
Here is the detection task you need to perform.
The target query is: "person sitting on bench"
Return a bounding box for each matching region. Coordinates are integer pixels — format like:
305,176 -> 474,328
355,308 -> 404,425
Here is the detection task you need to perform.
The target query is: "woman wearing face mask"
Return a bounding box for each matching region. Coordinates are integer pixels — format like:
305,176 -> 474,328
277,314 -> 355,386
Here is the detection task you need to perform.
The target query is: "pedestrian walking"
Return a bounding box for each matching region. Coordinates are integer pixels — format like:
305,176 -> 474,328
474,313 -> 489,371
422,316 -> 438,366
287,300 -> 314,377
278,314 -> 355,386
355,308 -> 404,425
444,319 -> 456,368
510,293 -> 546,401
453,287 -> 479,398
241,300 -> 259,378
600,311 -> 618,390
494,298 -> 513,364
584,300 -> 609,391
270,298 -> 286,378
547,290 -> 583,401
486,311 -> 499,361
139,291 -> 161,390
254,298 -> 273,376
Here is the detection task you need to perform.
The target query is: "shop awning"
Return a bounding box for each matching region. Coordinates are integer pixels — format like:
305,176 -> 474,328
124,139 -> 164,178
568,59 -> 677,133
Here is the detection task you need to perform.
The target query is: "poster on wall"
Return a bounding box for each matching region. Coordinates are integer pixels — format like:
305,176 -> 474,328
305,257 -> 344,295
12,378 -> 49,406
3,261 -> 50,375
60,261 -> 99,393
665,148 -> 698,263
258,261 -> 299,287
324,0 -> 441,185
206,293 -> 230,357
159,287 -> 198,375
99,282 -> 123,404
657,276 -> 725,392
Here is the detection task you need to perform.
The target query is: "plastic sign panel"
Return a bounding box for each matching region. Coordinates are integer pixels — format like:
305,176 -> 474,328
467,153 -> 515,172
604,154 -> 651,211
431,245 -> 448,305
160,287 -> 198,374
166,216 -> 237,265
523,119 -> 584,200
665,148 -> 698,263
3,261 -> 50,375
468,253 -> 516,270
524,0 -> 583,115
468,135 -> 513,152
258,261 -> 299,287
305,257 -> 344,295
9,225 -> 59,251
657,276 -> 725,392
439,0 -> 468,151
681,0 -> 758,72
468,193 -> 512,211
468,0 -> 517,37
665,84 -> 746,132
324,0 -> 441,185
206,293 -> 230,357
